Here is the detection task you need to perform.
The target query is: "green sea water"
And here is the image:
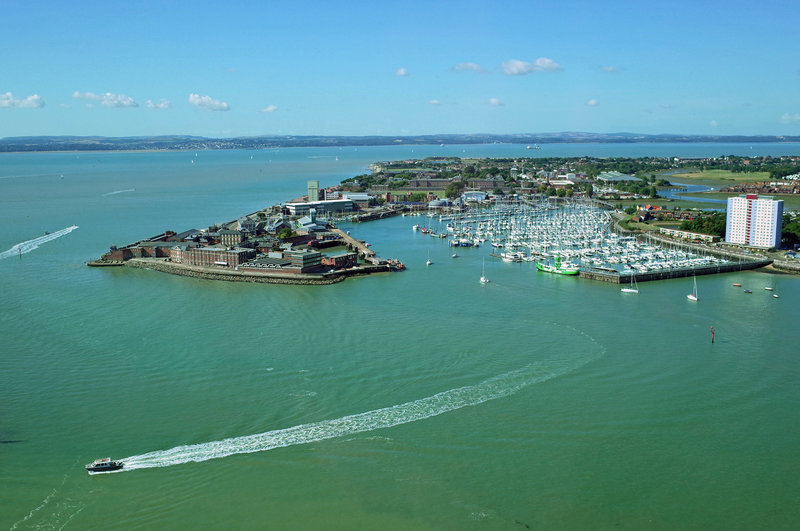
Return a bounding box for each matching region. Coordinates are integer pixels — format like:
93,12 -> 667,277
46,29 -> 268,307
2,145 -> 799,530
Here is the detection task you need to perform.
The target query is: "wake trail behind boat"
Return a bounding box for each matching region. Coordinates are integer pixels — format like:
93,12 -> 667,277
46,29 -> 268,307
0,225 -> 78,260
102,189 -> 135,196
122,340 -> 603,471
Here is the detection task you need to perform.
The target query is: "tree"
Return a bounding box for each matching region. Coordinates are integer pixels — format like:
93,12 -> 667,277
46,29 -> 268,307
781,213 -> 800,246
445,181 -> 465,199
680,211 -> 726,237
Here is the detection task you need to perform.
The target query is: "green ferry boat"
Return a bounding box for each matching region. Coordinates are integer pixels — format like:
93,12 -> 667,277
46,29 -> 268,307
536,255 -> 580,275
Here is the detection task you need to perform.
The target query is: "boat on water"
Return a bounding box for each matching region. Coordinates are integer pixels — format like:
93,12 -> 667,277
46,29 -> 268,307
733,283 -> 742,287
621,273 -> 639,293
744,289 -> 752,293
480,258 -> 490,284
536,255 -> 579,276
764,287 -> 774,291
687,271 -> 698,301
86,457 -> 124,473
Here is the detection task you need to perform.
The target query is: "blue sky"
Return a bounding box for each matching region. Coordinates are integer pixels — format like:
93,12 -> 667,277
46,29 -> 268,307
2,0 -> 799,138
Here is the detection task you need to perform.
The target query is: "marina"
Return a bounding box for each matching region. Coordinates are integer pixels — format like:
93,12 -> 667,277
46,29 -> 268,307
412,198 -> 769,283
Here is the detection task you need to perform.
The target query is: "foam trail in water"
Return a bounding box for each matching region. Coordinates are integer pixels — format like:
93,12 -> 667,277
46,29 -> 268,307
102,188 -> 135,196
122,345 -> 602,471
0,225 -> 79,260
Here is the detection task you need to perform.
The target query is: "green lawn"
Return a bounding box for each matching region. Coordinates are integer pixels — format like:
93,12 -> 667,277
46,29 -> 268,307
680,191 -> 800,211
661,169 -> 770,188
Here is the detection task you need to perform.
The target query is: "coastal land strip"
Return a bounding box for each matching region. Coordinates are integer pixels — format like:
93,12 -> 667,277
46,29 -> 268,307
87,153 -> 800,283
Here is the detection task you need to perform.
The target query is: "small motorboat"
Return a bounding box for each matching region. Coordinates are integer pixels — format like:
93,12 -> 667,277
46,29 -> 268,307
743,289 -> 752,294
732,283 -> 742,287
764,287 -> 774,291
86,457 -> 124,473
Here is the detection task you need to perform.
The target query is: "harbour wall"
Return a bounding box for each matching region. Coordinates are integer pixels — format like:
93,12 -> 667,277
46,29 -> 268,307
124,258 -> 347,285
581,259 -> 772,284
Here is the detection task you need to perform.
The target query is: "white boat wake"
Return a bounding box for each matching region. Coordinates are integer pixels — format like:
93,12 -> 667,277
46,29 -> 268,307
122,341 -> 603,471
102,188 -> 135,196
0,225 -> 79,260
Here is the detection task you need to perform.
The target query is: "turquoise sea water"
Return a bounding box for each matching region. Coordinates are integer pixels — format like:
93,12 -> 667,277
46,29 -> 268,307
2,145 -> 799,530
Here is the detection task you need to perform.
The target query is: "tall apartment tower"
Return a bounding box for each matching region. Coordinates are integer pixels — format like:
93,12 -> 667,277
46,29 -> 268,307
725,194 -> 783,248
307,180 -> 320,202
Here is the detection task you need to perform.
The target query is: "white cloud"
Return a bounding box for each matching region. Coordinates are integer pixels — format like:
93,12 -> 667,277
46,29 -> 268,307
586,99 -> 599,106
709,120 -> 719,127
188,93 -> 230,111
489,98 -> 504,106
395,67 -> 409,77
0,92 -> 45,108
453,62 -> 483,72
429,99 -> 442,106
146,98 -> 170,109
502,59 -> 534,75
533,57 -> 563,72
601,66 -> 618,73
260,105 -> 278,113
73,91 -> 138,107
502,57 -> 563,75
780,113 -> 800,124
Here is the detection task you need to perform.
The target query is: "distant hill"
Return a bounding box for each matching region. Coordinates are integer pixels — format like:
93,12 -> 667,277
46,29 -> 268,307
1,132 -> 799,152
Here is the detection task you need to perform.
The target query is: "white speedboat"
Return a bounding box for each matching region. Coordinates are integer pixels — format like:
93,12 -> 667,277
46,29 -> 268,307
86,457 -> 124,473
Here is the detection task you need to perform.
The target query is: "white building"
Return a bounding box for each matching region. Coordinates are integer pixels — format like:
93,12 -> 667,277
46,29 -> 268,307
726,194 -> 783,248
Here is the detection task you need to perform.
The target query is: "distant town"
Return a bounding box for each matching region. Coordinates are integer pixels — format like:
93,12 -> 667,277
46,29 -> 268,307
3,132 -> 800,152
88,155 -> 800,283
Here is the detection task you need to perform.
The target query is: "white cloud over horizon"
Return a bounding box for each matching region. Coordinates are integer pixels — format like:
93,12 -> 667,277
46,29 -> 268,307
429,99 -> 442,106
780,113 -> 800,124
73,91 -> 138,107
0,92 -> 45,108
260,105 -> 278,113
146,98 -> 170,109
586,99 -> 599,106
601,66 -> 618,73
489,97 -> 504,106
453,62 -> 483,72
395,67 -> 409,77
188,93 -> 230,111
502,57 -> 563,75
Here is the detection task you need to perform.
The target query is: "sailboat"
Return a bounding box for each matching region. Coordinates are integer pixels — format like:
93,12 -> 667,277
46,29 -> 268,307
426,250 -> 432,266
480,258 -> 490,284
687,270 -> 698,301
621,272 -> 638,293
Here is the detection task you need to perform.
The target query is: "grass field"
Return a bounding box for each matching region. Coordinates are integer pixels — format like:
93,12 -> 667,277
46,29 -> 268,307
680,191 -> 800,211
661,169 -> 770,187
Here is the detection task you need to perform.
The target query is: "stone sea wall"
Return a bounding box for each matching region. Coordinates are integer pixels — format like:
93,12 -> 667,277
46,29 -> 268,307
124,258 -> 346,285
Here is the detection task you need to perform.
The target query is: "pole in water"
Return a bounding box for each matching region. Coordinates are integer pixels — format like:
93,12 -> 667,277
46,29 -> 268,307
710,326 -> 715,344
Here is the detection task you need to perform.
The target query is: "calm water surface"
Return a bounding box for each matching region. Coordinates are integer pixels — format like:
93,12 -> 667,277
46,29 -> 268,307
1,145 -> 799,529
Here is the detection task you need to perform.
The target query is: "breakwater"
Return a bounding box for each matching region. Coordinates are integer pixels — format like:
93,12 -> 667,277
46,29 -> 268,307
581,258 -> 772,283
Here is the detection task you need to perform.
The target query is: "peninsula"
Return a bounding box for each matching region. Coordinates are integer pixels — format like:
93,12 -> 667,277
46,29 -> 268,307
88,154 -> 800,283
